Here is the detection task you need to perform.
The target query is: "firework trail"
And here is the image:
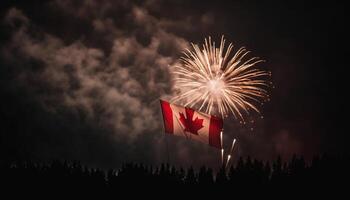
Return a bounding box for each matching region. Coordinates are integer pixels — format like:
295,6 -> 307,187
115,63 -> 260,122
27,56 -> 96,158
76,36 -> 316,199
225,139 -> 236,168
171,36 -> 271,120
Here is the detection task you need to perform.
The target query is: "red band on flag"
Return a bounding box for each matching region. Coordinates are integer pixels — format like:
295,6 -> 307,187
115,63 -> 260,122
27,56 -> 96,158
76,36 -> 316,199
160,100 -> 173,134
209,116 -> 223,149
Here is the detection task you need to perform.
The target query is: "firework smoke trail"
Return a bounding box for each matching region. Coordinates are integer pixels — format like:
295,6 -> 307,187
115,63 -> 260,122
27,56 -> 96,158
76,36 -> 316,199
225,139 -> 236,168
220,131 -> 224,165
225,155 -> 231,168
221,149 -> 224,165
229,139 -> 237,155
171,36 -> 271,120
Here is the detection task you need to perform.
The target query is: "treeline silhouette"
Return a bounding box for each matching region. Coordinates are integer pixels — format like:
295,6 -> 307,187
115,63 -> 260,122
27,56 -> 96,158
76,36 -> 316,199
1,154 -> 349,191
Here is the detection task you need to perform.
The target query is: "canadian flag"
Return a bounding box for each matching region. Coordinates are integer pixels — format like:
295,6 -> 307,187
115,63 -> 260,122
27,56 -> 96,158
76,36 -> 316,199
160,100 -> 223,149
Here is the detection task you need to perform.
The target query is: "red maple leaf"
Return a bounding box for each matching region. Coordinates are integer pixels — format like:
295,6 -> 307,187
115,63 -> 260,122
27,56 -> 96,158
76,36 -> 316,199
179,108 -> 204,135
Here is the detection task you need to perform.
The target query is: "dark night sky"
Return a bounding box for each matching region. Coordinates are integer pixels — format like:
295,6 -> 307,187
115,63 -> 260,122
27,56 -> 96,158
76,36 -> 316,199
0,0 -> 347,168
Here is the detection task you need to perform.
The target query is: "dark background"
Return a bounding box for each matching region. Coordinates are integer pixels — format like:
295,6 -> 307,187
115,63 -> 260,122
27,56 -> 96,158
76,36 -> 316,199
0,0 -> 347,169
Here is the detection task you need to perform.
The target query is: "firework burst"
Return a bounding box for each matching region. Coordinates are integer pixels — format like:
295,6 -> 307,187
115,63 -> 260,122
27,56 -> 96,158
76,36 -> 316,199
171,36 -> 271,120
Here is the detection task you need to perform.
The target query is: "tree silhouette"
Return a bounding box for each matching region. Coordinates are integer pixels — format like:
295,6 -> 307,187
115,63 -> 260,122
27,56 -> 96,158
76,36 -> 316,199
1,154 -> 349,192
